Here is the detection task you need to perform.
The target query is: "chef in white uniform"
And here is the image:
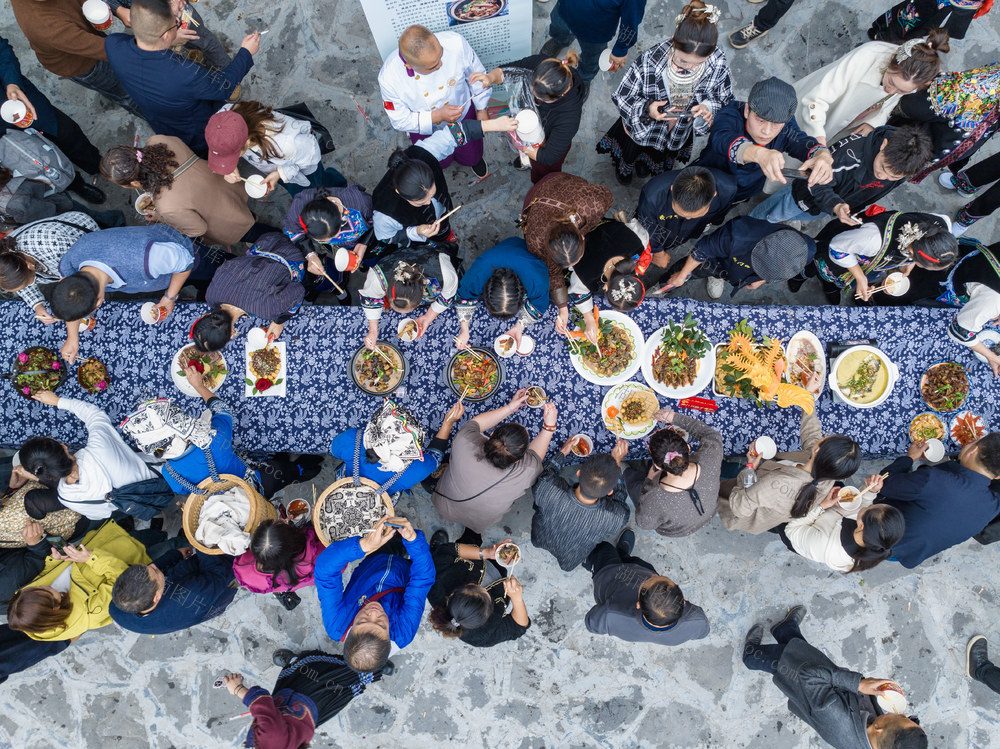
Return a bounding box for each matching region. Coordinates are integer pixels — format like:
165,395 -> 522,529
378,25 -> 492,174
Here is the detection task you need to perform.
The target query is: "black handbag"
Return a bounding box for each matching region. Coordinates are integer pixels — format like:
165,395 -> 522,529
275,102 -> 336,155
74,475 -> 177,521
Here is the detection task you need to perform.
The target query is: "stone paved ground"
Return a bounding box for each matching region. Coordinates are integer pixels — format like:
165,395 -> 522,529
1,1 -> 999,747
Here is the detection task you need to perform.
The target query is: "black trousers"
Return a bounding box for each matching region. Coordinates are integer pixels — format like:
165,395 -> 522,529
586,541 -> 656,577
959,152 -> 1000,221
50,107 -> 102,175
754,0 -> 796,31
256,454 -> 324,499
742,616 -> 805,674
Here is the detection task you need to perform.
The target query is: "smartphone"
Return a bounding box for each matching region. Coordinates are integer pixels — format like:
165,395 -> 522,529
45,535 -> 66,553
384,521 -> 404,529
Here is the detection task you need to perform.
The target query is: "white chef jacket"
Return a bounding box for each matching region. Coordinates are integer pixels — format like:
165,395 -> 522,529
377,31 -> 491,136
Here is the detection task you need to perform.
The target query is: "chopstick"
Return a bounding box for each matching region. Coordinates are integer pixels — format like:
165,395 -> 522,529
855,283 -> 890,299
453,337 -> 484,360
319,270 -> 345,295
370,346 -> 394,365
437,204 -> 463,223
860,472 -> 890,495
460,385 -> 470,402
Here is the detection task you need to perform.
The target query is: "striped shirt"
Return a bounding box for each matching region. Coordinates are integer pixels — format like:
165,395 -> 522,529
530,453 -> 630,571
8,212 -> 97,311
205,233 -> 305,324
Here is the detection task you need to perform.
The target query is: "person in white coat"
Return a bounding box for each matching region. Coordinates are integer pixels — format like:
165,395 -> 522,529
377,25 -> 492,175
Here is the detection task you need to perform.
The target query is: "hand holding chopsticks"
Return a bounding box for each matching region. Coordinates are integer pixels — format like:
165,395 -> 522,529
860,472 -> 890,496
855,282 -> 890,299
453,336 -> 484,360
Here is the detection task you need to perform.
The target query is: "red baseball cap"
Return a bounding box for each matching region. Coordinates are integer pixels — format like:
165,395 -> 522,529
205,110 -> 249,175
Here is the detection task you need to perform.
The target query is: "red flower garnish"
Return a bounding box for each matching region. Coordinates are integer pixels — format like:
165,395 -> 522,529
255,378 -> 273,392
187,359 -> 205,374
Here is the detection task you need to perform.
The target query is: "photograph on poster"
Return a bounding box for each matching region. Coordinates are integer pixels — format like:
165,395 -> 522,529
447,0 -> 509,24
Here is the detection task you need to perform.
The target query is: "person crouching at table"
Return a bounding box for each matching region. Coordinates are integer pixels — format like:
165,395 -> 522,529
314,515 -> 434,672
663,217 -> 816,300
426,529 -> 530,648
7,520 -> 149,642
191,232 -> 305,351
329,401 -> 455,497
51,224 -> 199,363
358,253 -> 459,350
565,217 -> 651,316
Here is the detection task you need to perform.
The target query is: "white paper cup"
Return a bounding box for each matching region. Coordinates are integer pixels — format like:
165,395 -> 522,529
750,436 -> 777,460
139,301 -> 166,325
78,316 -> 96,333
525,386 -> 547,408
876,684 -> 907,714
134,192 -> 154,216
837,486 -> 863,511
515,109 -> 544,147
923,437 -> 945,463
516,334 -> 535,356
244,174 -> 270,198
493,334 -> 516,358
397,319 -> 419,342
245,327 -> 268,350
598,49 -> 613,71
0,100 -> 32,127
495,542 -> 521,568
82,0 -> 113,29
884,272 -> 910,297
570,434 -> 593,457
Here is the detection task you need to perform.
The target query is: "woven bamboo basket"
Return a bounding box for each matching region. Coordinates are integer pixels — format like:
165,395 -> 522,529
181,474 -> 276,555
312,476 -> 394,547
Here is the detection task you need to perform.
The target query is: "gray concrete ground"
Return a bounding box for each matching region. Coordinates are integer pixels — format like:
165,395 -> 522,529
1,1 -> 999,747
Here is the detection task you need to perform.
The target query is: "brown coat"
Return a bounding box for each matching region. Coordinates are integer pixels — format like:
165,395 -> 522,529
717,411 -> 832,534
11,0 -> 107,78
521,173 -> 613,306
148,135 -> 254,246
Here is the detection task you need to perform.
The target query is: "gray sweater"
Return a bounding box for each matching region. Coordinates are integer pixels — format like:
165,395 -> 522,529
626,413 -> 723,537
530,453 -> 630,571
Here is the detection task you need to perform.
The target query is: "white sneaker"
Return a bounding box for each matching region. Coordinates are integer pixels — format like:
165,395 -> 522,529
938,172 -> 956,190
951,222 -> 971,237
707,277 -> 725,299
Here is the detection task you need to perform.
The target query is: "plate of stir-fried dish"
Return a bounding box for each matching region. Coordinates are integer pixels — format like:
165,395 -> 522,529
642,314 -> 714,398
447,347 -> 502,402
351,342 -> 407,396
566,309 -> 644,386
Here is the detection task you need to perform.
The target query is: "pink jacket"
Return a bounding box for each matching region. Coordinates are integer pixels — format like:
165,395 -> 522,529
232,527 -> 325,594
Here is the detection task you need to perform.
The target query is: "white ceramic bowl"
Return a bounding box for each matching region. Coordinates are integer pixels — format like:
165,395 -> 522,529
828,345 -> 899,409
837,486 -> 863,512
493,334 -> 517,358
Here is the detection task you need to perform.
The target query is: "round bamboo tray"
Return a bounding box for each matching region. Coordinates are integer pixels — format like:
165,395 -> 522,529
181,474 -> 276,555
312,476 -> 394,547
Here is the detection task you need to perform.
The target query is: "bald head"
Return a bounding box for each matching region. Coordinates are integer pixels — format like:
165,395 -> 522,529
398,25 -> 443,73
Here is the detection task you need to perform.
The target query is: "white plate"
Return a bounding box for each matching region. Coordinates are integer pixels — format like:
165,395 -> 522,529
170,347 -> 227,398
245,340 -> 287,397
785,330 -> 826,394
949,410 -> 986,447
494,334 -> 517,358
641,325 -> 715,399
601,381 -> 659,440
973,330 -> 1000,364
567,309 -> 645,386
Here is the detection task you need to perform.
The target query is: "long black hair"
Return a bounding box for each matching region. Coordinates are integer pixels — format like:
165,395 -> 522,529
428,583 -> 493,637
0,239 -> 33,291
387,149 -> 435,202
249,520 -> 308,588
19,437 -> 74,488
299,190 -> 347,242
790,435 -> 862,518
848,505 -> 905,573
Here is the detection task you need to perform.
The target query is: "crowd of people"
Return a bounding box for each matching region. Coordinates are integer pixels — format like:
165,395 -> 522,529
0,0 -> 999,746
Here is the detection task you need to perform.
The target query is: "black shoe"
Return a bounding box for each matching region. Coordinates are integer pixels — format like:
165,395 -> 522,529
470,158 -> 489,179
510,156 -> 531,172
743,623 -> 764,652
786,275 -> 806,293
771,605 -> 806,638
381,659 -> 396,676
273,591 -> 301,611
430,529 -> 449,546
614,170 -> 633,186
334,288 -> 352,306
634,161 -> 650,179
967,635 -> 990,680
68,181 -> 106,205
615,528 -> 635,558
538,38 -> 565,58
272,648 -> 296,668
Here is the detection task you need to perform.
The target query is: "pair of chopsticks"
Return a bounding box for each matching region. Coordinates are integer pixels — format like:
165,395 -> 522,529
369,345 -> 395,366
859,472 -> 890,495
453,338 -> 484,360
437,204 -> 462,223
855,280 -> 896,298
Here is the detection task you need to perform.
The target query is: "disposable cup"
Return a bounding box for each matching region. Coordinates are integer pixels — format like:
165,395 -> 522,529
245,327 -> 268,350
0,100 -> 33,128
875,684 -> 907,714
837,486 -> 863,511
923,437 -> 945,463
495,542 -> 521,569
570,434 -> 593,457
749,436 -> 777,460
78,316 -> 96,333
334,248 -> 360,272
493,334 -> 516,358
139,301 -> 166,324
244,174 -> 270,198
884,272 -> 910,297
286,499 -> 310,526
598,49 -> 613,71
134,192 -> 154,216
516,334 -> 535,356
82,0 -> 114,30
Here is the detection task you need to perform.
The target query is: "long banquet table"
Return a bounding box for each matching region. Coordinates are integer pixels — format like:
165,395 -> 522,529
0,298 -> 995,458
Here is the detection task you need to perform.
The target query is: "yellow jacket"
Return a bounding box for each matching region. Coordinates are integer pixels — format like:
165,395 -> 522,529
23,520 -> 151,642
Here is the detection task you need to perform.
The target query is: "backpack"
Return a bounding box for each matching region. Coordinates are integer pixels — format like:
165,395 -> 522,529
0,128 -> 75,196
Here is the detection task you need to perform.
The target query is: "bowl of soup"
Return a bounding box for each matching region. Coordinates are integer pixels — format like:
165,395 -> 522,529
828,345 -> 898,409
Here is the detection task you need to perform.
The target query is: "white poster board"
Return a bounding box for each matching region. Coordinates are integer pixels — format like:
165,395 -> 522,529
359,0 -> 532,70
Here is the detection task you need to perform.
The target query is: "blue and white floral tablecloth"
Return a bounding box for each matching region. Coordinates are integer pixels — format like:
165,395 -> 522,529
0,299 -> 994,458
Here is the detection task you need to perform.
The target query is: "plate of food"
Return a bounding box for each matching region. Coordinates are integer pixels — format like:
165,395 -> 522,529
972,329 -> 1000,365
525,385 -> 548,408
920,361 -> 969,413
77,357 -> 109,394
642,314 -> 715,399
448,0 -> 506,23
566,309 -> 644,386
398,319 -> 420,343
602,381 -> 659,440
828,345 -> 898,409
909,412 -> 945,442
493,333 -> 517,359
245,341 -> 286,397
446,347 -> 503,403
950,411 -> 986,447
785,331 -> 826,393
350,342 -> 407,396
4,346 -> 68,399
171,346 -> 228,398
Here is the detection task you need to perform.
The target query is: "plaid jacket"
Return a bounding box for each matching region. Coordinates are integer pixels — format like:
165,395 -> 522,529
8,211 -> 97,311
612,40 -> 734,153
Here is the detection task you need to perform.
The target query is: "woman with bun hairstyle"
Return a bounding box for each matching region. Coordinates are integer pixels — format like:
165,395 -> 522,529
625,407 -> 723,537
793,29 -> 951,146
426,528 -> 530,648
598,1 -> 733,184
471,51 -> 586,183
